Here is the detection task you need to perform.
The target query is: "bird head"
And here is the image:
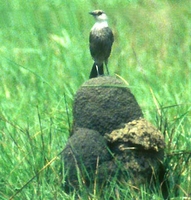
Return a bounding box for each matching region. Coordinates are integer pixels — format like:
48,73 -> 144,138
89,10 -> 108,22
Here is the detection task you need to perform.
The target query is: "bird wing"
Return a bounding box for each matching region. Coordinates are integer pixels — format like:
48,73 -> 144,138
89,27 -> 114,63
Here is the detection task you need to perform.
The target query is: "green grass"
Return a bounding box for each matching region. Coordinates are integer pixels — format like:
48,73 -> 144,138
0,0 -> 191,199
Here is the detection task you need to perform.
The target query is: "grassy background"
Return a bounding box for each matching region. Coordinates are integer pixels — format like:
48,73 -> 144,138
0,0 -> 191,199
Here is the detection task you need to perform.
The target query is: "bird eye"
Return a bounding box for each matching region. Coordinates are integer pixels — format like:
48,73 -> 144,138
97,11 -> 103,15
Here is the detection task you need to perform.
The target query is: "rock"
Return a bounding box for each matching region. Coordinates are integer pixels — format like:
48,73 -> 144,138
62,76 -> 166,193
72,76 -> 143,136
62,128 -> 111,189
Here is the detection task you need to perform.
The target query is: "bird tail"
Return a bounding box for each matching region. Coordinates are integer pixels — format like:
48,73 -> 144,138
89,63 -> 104,79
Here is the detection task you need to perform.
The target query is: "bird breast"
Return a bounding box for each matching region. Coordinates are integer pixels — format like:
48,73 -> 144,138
91,21 -> 108,31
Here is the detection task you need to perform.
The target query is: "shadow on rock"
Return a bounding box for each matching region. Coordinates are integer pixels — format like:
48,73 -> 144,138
62,128 -> 112,191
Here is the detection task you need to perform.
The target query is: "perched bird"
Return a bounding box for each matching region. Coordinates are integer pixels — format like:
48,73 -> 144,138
89,10 -> 114,79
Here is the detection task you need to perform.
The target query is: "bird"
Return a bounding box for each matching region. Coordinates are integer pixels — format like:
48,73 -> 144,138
89,10 -> 114,79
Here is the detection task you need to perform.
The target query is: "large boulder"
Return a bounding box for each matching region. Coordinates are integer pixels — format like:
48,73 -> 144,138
72,76 -> 143,135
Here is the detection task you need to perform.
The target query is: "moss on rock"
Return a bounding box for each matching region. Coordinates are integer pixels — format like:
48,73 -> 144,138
105,118 -> 165,185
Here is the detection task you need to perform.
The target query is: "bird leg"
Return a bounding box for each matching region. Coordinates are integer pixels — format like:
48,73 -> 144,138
95,64 -> 100,76
106,64 -> 109,75
105,61 -> 109,75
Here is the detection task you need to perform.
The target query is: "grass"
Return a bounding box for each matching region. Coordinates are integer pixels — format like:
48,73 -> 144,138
0,0 -> 191,199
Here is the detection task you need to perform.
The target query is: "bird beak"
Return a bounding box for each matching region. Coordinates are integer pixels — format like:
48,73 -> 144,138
89,11 -> 95,16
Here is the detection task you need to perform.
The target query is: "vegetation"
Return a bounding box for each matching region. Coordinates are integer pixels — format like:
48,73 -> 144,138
0,0 -> 190,199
